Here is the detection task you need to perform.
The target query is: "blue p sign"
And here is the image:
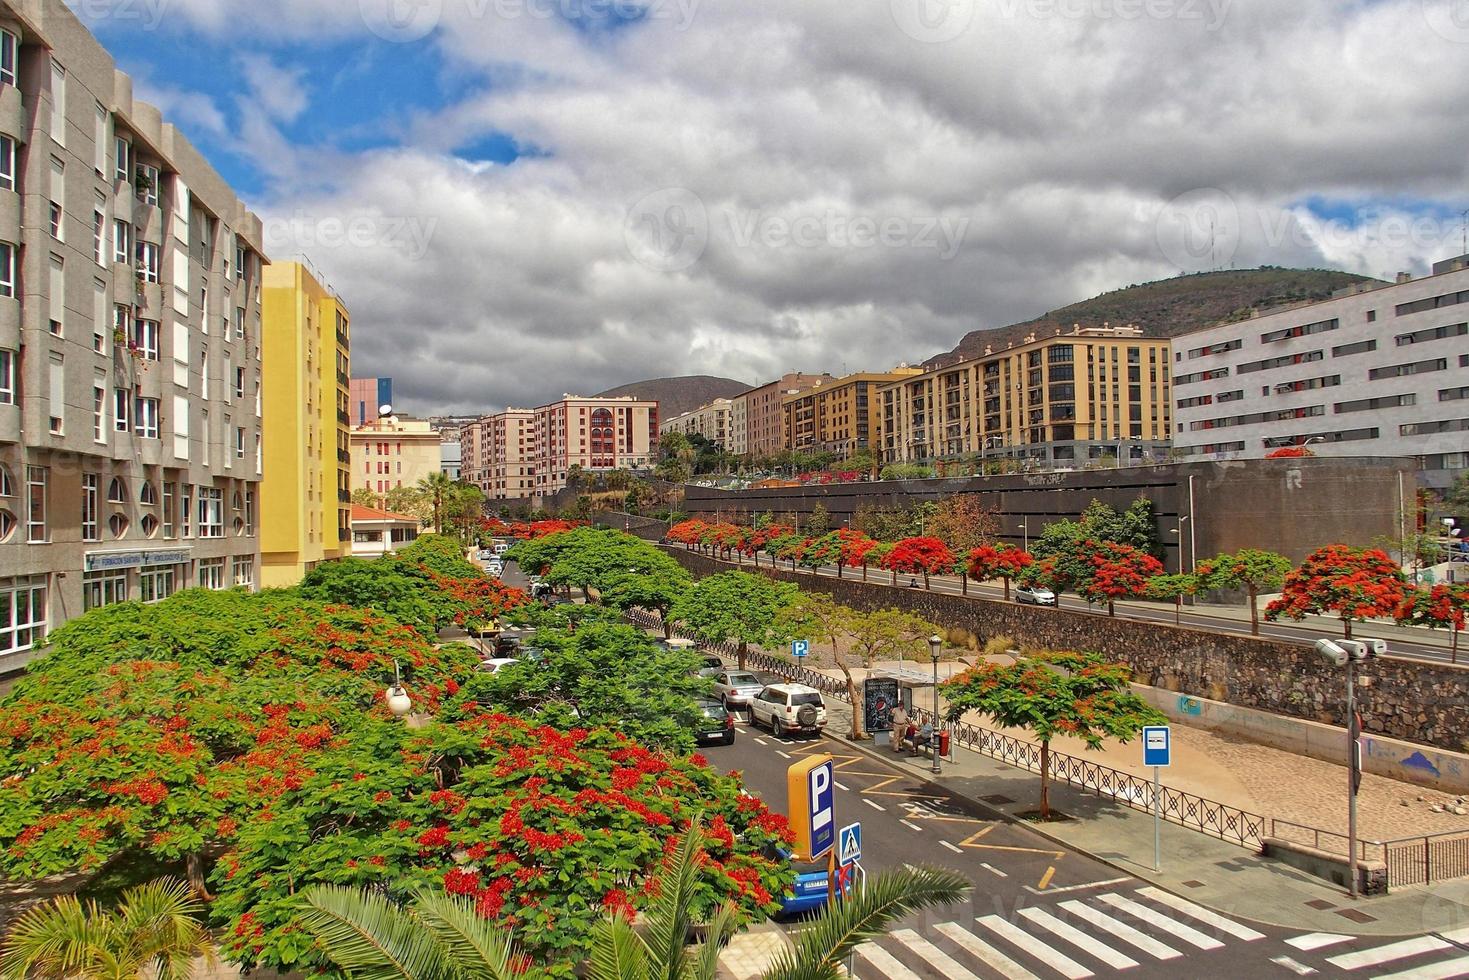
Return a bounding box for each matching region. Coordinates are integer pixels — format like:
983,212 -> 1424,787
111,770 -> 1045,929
792,640 -> 810,658
808,760 -> 834,859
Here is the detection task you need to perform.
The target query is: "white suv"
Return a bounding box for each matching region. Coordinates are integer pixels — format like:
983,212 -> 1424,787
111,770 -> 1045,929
750,684 -> 828,735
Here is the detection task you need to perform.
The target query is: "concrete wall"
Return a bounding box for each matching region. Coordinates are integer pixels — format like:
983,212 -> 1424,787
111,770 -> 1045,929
666,548 -> 1469,754
684,456 -> 1417,572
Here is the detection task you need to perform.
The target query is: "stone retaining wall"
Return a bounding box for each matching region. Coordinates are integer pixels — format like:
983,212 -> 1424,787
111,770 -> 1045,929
667,548 -> 1469,754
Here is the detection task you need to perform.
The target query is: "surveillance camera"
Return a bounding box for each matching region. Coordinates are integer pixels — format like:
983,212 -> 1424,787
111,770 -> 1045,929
1338,640 -> 1368,662
1314,638 -> 1348,667
1362,638 -> 1387,657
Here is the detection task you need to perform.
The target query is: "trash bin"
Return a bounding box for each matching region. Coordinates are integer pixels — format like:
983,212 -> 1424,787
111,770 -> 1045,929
938,731 -> 950,757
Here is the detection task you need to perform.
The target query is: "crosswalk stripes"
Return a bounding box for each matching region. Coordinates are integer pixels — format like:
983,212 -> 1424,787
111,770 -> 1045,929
1326,936 -> 1455,972
975,915 -> 1094,979
1055,899 -> 1182,961
1016,908 -> 1139,971
855,940 -> 924,980
889,928 -> 987,980
1094,892 -> 1224,950
933,922 -> 1041,980
1286,932 -> 1355,951
1372,957 -> 1469,980
1133,887 -> 1266,942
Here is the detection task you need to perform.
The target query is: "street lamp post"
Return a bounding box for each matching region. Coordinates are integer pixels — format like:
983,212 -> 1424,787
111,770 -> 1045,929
1176,514 -> 1191,572
1315,637 -> 1380,899
1018,522 -> 1028,552
928,635 -> 943,775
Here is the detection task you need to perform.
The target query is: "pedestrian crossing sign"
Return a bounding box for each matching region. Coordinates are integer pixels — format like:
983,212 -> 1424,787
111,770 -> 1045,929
838,822 -> 862,866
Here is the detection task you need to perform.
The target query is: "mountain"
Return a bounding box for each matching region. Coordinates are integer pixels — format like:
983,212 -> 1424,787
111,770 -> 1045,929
924,267 -> 1378,368
593,375 -> 751,418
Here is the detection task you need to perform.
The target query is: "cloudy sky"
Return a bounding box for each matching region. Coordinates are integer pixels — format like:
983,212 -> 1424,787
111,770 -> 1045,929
83,0 -> 1469,415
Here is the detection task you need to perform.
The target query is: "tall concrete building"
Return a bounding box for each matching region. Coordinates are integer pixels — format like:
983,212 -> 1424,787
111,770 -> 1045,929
481,408 -> 536,500
351,414 -> 440,503
348,375 -> 392,426
783,369 -> 921,458
659,397 -> 734,447
258,259 -> 350,587
876,326 -> 1173,468
743,372 -> 833,457
1170,255 -> 1469,489
0,0 -> 267,670
532,395 -> 657,499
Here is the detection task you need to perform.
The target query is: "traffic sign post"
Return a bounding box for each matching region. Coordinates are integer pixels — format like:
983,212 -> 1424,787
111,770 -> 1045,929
786,754 -> 835,862
1143,726 -> 1170,871
792,639 -> 810,659
838,822 -> 862,867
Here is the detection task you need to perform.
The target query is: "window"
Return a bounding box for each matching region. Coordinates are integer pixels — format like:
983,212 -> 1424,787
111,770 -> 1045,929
141,514 -> 158,536
1262,428 -> 1380,448
82,473 -> 99,541
92,377 -> 106,441
1236,350 -> 1324,374
198,487 -> 223,538
0,579 -> 47,658
235,241 -> 245,282
1261,318 -> 1338,344
223,353 -> 231,402
107,477 -> 127,504
137,163 -> 159,207
139,567 -> 176,603
1368,358 -> 1448,380
0,348 -> 12,404
108,513 -> 128,538
233,307 -> 245,340
234,366 -> 245,400
1395,322 -> 1467,347
1400,418 -> 1469,437
83,571 -> 128,611
0,30 -> 17,88
0,135 -> 14,191
1273,375 -> 1341,395
94,103 -> 107,173
1396,289 -> 1469,316
1336,394 -> 1416,413
1441,387 -> 1469,403
1332,338 -> 1377,358
181,485 -> 191,537
0,241 -> 12,297
232,557 -> 254,589
26,466 -> 48,542
234,426 -> 245,460
162,482 -> 175,538
135,397 -> 159,439
244,489 -> 255,536
49,158 -> 64,239
49,60 -> 66,144
1174,367 -> 1229,386
197,557 -> 226,590
93,207 -> 106,265
115,135 -> 132,184
113,219 -> 132,264
137,242 -> 160,283
133,316 -> 159,361
48,353 -> 64,434
49,255 -> 64,335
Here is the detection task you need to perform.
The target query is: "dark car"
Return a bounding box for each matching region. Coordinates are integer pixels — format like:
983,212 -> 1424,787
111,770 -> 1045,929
692,698 -> 736,746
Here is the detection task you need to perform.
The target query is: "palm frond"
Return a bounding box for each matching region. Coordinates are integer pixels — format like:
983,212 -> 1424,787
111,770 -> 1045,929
294,884 -> 454,980
586,914 -> 648,980
688,902 -> 738,980
640,821 -> 707,980
0,894 -> 108,980
411,887 -> 529,980
760,866 -> 970,980
115,877 -> 214,980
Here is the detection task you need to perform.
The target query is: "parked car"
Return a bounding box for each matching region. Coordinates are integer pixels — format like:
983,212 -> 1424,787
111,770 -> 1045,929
477,657 -> 519,674
695,653 -> 725,678
711,670 -> 764,710
477,549 -> 495,562
777,852 -> 838,917
691,698 -> 736,746
493,542 -> 510,557
750,684 -> 827,735
1015,585 -> 1058,606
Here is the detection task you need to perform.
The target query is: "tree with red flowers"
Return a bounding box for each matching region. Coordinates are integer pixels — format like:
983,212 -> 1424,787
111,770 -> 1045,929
1077,541 -> 1165,616
965,544 -> 1034,600
1195,548 -> 1293,635
837,528 -> 879,581
1396,584 -> 1469,661
881,536 -> 956,589
1265,545 -> 1410,638
1265,446 -> 1315,458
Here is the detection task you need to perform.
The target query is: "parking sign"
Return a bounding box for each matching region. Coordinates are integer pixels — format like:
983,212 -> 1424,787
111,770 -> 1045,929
792,639 -> 810,658
787,754 -> 835,861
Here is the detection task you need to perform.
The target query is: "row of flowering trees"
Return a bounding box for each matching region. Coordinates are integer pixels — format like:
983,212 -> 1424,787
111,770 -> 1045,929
668,520 -> 1469,647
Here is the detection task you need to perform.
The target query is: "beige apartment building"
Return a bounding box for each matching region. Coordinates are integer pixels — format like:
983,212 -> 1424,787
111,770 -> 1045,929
876,325 -> 1173,468
782,370 -> 921,458
744,372 -> 832,457
462,408 -> 536,501
351,414 -> 440,502
0,0 -> 267,670
659,397 -> 734,448
532,395 -> 657,498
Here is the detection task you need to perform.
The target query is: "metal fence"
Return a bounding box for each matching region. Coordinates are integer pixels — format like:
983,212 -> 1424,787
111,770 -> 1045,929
624,606 -> 1469,884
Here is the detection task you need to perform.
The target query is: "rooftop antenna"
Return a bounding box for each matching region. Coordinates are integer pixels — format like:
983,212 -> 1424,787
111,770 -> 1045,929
1461,208 -> 1468,258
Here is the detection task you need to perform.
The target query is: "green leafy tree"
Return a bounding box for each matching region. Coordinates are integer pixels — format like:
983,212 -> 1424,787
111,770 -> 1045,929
1146,573 -> 1198,626
1195,549 -> 1293,635
385,485 -> 433,526
1032,498 -> 1162,561
941,651 -> 1166,819
1444,472 -> 1469,517
806,503 -> 831,536
599,557 -> 693,638
846,608 -> 939,673
670,572 -> 799,670
351,486 -> 381,508
0,877 -> 214,980
775,594 -> 856,733
418,471 -> 458,534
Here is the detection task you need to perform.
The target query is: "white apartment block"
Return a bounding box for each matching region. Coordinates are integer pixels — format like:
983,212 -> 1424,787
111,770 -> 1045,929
0,0 -> 268,670
727,392 -> 748,456
658,397 -> 733,448
1171,254 -> 1469,490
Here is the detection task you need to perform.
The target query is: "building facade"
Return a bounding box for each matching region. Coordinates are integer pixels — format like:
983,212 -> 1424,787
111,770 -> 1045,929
0,0 -> 267,669
659,397 -> 734,447
876,326 -> 1173,468
481,409 -> 536,500
728,392 -> 748,457
351,415 -> 440,502
1170,255 -> 1469,489
783,370 -> 921,458
258,260 -> 350,587
440,440 -> 461,480
349,503 -> 418,558
744,372 -> 832,457
348,375 -> 392,426
532,395 -> 657,498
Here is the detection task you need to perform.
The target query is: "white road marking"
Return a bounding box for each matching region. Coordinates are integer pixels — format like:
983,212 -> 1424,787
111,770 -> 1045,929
855,942 -> 923,980
1057,900 -> 1181,960
901,820 -> 924,832
1441,927 -> 1469,944
940,840 -> 964,854
1096,893 -> 1223,950
1270,955 -> 1317,975
977,915 -> 1093,979
1135,886 -> 1265,941
835,781 -> 850,792
980,862 -> 1009,878
1286,933 -> 1355,951
934,922 -> 1040,980
891,928 -> 984,980
1372,956 -> 1469,980
1326,937 -> 1453,971
1023,876 -> 1132,896
753,737 -> 767,745
863,798 -> 886,812
776,750 -> 792,760
1018,907 -> 1139,970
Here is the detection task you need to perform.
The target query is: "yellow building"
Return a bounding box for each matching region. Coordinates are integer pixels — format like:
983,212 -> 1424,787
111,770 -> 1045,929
875,325 -> 1173,468
781,369 -> 923,457
259,260 -> 353,587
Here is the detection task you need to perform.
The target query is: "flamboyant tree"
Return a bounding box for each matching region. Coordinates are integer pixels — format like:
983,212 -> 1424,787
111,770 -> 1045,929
1265,545 -> 1410,638
940,651 -> 1166,819
1195,548 -> 1293,635
1077,541 -> 1165,616
965,544 -> 1035,600
881,537 -> 956,589
1396,584 -> 1469,662
837,528 -> 879,581
667,519 -> 710,548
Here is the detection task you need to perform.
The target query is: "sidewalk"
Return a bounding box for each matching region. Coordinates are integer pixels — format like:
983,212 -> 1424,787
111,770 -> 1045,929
815,696 -> 1469,937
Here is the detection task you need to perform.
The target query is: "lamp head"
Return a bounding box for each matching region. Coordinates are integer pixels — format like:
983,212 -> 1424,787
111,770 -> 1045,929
385,684 -> 412,717
1314,638 -> 1348,667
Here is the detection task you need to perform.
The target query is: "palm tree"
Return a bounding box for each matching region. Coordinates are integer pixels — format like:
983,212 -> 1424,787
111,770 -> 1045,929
296,823 -> 969,980
417,471 -> 455,534
0,877 -> 214,980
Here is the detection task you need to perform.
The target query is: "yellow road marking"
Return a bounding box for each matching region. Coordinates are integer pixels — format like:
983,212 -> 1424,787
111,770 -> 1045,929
1038,866 -> 1057,889
959,825 -> 997,845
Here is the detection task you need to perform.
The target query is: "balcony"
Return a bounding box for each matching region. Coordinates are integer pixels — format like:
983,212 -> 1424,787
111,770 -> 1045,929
338,489 -> 352,504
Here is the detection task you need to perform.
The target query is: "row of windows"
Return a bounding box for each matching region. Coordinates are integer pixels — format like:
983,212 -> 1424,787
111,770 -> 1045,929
1396,289 -> 1469,316
1237,350 -> 1324,375
1261,427 -> 1380,448
1260,318 -> 1338,344
1189,405 -> 1325,431
81,557 -> 255,613
1395,322 -> 1467,347
1400,418 -> 1469,436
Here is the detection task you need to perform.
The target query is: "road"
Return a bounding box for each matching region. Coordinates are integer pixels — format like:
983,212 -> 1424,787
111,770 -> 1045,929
713,719 -> 1469,978
671,549 -> 1460,666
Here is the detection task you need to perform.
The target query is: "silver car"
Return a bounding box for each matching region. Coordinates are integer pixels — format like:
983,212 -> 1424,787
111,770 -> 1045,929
1015,585 -> 1058,606
711,670 -> 764,710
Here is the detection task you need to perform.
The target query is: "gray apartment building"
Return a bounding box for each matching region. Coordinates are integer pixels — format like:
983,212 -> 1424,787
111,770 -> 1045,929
0,0 -> 267,672
1171,254 -> 1469,490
